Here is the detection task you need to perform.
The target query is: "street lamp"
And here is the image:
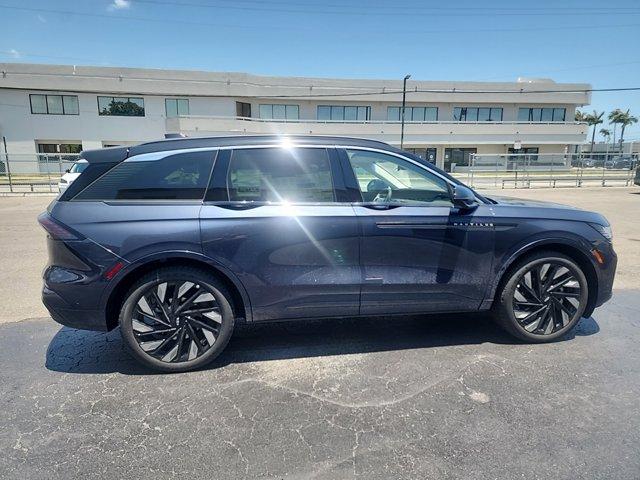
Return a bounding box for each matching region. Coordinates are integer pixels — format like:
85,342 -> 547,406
400,74 -> 411,150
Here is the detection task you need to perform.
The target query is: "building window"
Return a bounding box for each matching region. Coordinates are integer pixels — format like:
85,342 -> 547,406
36,142 -> 82,172
387,106 -> 438,121
518,107 -> 566,122
259,104 -> 299,120
317,105 -> 371,121
453,107 -> 503,122
30,94 -> 79,115
98,96 -> 145,117
236,101 -> 252,118
165,98 -> 189,117
444,147 -> 477,172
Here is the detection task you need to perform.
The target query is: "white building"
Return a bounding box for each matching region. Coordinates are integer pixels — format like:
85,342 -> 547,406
0,63 -> 590,172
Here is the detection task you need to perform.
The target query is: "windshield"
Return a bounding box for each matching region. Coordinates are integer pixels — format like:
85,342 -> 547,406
69,161 -> 88,174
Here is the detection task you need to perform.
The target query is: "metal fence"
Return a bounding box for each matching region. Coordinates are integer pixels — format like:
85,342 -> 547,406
0,150 -> 638,194
0,153 -> 80,193
458,152 -> 638,189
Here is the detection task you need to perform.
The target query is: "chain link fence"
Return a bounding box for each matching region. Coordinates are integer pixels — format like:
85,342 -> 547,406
0,153 -> 80,193
456,152 -> 638,189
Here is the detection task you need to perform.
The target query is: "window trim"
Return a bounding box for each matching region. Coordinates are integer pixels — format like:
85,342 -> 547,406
29,94 -> 79,115
97,96 -> 146,117
165,98 -> 190,117
71,149 -> 217,203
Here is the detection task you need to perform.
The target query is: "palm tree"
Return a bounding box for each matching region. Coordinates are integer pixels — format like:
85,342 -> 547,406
608,108 -> 623,147
575,110 -> 586,122
585,110 -> 604,154
616,109 -> 638,148
599,128 -> 611,144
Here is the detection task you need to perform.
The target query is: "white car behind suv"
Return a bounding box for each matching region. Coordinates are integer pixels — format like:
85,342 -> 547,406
58,159 -> 88,192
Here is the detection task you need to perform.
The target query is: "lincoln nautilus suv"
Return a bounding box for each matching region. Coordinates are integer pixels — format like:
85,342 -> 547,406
39,135 -> 617,372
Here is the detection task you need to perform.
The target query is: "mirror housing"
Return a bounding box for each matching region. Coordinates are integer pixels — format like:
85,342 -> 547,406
451,184 -> 479,211
65,168 -> 70,173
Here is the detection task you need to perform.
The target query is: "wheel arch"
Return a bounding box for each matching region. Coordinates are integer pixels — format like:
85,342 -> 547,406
487,240 -> 599,318
104,254 -> 252,331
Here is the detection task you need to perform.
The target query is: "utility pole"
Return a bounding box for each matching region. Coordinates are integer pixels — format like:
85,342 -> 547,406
400,74 -> 411,150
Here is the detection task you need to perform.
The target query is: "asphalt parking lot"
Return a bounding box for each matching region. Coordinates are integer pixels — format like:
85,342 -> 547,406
1,187 -> 639,479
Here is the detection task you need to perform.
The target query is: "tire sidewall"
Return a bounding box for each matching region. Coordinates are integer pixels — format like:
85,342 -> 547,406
119,269 -> 235,372
501,255 -> 589,342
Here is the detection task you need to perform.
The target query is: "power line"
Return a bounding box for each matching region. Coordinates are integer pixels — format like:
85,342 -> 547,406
1,4 -> 639,36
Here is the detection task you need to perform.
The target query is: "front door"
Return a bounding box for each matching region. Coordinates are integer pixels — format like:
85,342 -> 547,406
200,146 -> 360,322
340,147 -> 494,315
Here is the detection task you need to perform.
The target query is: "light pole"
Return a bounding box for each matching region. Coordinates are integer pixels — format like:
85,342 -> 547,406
400,74 -> 411,150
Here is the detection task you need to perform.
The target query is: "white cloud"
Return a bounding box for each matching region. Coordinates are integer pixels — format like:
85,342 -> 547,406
108,0 -> 131,11
8,49 -> 21,59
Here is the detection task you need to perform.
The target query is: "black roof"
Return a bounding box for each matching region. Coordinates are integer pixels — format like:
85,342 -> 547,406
80,135 -> 397,163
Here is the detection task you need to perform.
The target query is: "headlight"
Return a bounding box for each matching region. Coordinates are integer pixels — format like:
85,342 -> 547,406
589,223 -> 613,241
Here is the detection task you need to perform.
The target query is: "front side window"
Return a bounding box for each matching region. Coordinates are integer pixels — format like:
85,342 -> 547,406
74,151 -> 215,200
227,148 -> 334,203
30,94 -> 79,115
346,149 -> 452,206
98,96 -> 145,116
165,98 -> 189,117
259,104 -> 299,120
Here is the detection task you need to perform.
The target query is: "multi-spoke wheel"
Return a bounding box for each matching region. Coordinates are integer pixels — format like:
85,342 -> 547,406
493,252 -> 589,342
119,267 -> 235,372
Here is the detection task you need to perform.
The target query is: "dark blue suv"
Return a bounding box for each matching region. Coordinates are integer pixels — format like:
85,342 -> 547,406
39,136 -> 617,372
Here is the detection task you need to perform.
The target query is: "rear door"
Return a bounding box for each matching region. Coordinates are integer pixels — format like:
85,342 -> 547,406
339,147 -> 494,315
200,146 -> 360,322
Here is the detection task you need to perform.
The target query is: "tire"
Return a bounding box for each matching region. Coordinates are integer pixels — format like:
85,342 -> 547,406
492,251 -> 589,343
119,267 -> 235,372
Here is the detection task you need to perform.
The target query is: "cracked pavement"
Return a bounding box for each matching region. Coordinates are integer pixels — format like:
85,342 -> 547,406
1,189 -> 639,479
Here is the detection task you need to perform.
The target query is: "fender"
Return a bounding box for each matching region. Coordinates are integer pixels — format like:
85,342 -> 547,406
480,232 -> 597,310
100,249 -> 253,322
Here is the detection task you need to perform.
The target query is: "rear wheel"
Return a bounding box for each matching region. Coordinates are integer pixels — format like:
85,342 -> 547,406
119,267 -> 235,372
493,251 -> 589,342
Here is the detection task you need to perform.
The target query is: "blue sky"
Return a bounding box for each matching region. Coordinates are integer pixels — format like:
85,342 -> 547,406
1,0 -> 639,139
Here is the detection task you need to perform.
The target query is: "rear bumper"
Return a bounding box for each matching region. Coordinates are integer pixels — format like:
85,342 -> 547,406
43,285 -> 108,331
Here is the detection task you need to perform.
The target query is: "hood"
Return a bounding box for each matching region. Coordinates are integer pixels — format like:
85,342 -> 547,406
488,195 -> 580,209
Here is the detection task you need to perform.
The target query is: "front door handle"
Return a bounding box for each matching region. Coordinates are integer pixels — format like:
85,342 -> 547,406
360,203 -> 402,210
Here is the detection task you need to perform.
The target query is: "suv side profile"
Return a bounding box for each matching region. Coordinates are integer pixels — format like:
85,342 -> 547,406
39,136 -> 617,372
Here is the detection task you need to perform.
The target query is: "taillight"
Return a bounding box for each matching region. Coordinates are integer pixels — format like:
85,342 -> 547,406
37,212 -> 84,241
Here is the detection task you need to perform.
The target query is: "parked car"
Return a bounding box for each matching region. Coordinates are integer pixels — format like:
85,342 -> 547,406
580,157 -> 604,168
39,136 -> 617,372
634,166 -> 640,186
57,159 -> 88,192
604,156 -> 634,170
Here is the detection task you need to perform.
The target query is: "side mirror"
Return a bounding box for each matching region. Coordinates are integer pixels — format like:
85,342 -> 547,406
451,184 -> 479,211
65,168 -> 70,173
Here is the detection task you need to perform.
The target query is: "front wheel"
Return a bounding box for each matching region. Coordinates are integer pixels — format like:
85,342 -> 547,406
119,267 -> 235,372
493,251 -> 589,342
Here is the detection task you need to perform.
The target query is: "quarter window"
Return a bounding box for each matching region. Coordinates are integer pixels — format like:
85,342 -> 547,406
259,104 -> 299,120
30,94 -> 79,115
453,107 -> 503,121
74,151 -> 215,200
387,106 -> 438,121
346,149 -> 451,206
518,107 -> 566,122
165,98 -> 189,117
98,96 -> 145,116
227,148 -> 334,203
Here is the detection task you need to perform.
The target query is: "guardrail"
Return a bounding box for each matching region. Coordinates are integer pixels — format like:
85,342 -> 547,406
461,153 -> 638,189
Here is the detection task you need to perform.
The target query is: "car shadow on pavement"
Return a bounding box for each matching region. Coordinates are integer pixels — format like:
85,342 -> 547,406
45,313 -> 600,375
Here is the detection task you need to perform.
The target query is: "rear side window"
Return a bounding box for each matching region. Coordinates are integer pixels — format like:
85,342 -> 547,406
74,151 -> 215,200
226,148 -> 335,203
